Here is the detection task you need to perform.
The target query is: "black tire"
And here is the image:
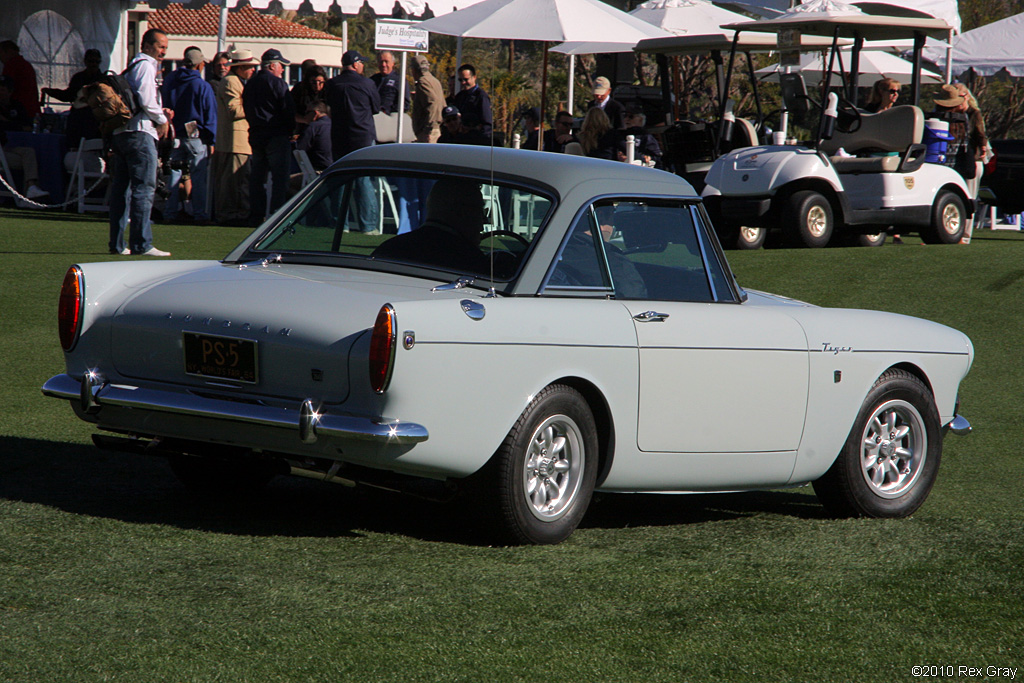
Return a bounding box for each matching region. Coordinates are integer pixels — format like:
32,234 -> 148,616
813,369 -> 942,518
782,190 -> 833,248
856,231 -> 887,247
493,384 -> 598,545
169,453 -> 277,495
921,191 -> 966,244
735,225 -> 766,250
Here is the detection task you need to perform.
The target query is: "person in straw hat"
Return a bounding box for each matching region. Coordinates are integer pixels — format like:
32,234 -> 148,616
213,46 -> 259,225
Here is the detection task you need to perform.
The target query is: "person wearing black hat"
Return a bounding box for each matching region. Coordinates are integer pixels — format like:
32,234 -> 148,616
242,48 -> 296,224
438,105 -> 489,145
324,50 -> 381,232
41,48 -> 103,146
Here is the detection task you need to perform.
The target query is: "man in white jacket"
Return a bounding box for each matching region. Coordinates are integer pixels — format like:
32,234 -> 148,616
108,28 -> 172,256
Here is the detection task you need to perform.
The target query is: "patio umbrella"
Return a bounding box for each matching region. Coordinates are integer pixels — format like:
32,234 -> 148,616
756,48 -> 943,86
418,0 -> 672,148
550,0 -> 748,55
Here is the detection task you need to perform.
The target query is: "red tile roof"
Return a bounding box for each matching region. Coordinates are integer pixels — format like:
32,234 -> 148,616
149,4 -> 342,42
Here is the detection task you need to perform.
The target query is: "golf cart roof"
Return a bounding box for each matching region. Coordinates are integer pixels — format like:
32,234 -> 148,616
637,31 -> 842,55
722,13 -> 952,41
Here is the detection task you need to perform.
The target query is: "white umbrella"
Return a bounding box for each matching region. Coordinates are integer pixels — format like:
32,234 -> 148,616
756,48 -> 943,86
550,0 -> 747,55
419,0 -> 672,147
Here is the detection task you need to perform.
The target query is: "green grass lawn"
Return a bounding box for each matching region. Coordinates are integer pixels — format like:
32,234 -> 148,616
1,207 -> 1021,682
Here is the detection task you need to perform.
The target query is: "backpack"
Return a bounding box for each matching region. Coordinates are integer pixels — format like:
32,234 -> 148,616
83,59 -> 145,139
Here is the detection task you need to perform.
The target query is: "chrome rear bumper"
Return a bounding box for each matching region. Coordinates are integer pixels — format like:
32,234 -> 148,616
42,373 -> 428,445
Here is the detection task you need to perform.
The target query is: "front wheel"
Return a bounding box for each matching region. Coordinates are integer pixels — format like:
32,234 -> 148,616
921,191 -> 966,244
493,384 -> 598,545
782,190 -> 833,248
813,369 -> 942,518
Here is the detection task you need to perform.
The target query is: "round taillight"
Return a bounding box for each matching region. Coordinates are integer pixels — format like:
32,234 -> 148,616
58,266 -> 84,351
368,304 -> 396,394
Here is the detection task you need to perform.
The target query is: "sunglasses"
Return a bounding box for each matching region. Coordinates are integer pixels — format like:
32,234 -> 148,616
888,89 -> 900,94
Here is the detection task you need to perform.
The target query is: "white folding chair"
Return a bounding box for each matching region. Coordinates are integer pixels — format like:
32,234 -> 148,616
66,139 -> 110,213
293,149 -> 319,186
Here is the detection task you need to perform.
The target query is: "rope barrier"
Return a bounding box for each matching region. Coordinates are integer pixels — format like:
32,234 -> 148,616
0,158 -> 108,210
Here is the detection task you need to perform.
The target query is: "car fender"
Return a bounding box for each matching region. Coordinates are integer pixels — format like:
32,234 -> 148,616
704,146 -> 843,198
782,306 -> 974,483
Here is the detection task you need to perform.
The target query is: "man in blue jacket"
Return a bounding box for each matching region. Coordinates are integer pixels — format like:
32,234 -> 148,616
325,50 -> 380,232
162,47 -> 218,223
243,48 -> 296,224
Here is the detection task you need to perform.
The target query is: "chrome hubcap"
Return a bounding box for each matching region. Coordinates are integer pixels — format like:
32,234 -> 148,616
807,206 -> 828,238
523,415 -> 584,521
941,203 -> 961,235
739,226 -> 762,244
859,399 -> 927,498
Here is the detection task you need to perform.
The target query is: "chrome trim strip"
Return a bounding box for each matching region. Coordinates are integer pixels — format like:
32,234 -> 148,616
42,374 -> 428,444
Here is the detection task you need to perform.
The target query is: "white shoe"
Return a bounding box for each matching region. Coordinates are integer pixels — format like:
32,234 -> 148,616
121,247 -> 131,255
26,185 -> 49,199
141,247 -> 171,257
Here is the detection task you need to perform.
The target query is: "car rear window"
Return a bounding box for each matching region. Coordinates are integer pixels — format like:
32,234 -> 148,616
252,171 -> 553,280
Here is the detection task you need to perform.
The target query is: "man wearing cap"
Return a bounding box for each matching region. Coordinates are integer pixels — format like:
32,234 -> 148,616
42,49 -> 103,146
586,76 -> 625,130
108,28 -> 172,256
325,50 -> 380,233
162,46 -> 218,224
243,48 -> 296,224
410,55 -> 444,143
439,105 -> 489,146
213,47 -> 258,225
451,64 -> 492,137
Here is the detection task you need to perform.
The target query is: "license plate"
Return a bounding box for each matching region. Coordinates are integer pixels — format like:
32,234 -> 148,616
183,332 -> 258,383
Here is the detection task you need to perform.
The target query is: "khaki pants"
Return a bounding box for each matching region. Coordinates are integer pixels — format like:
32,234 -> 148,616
415,127 -> 441,144
3,146 -> 40,188
213,151 -> 250,222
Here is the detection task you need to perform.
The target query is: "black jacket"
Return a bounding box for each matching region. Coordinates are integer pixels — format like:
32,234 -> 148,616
325,70 -> 380,159
242,69 -> 296,146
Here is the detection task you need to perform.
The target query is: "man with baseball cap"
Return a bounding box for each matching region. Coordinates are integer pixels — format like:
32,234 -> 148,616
243,48 -> 296,224
213,47 -> 259,224
162,46 -> 218,224
586,75 -> 625,129
325,49 -> 380,232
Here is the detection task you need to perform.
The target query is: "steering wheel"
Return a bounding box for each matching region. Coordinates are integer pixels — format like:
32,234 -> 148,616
481,229 -> 530,256
835,99 -> 862,134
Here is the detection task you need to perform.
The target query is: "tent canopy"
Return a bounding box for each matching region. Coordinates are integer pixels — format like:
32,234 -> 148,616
922,12 -> 1024,78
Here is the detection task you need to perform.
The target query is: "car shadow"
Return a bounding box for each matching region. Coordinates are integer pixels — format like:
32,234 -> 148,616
0,436 -> 827,546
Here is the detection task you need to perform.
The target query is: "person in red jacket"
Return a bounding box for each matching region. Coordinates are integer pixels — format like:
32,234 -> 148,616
0,41 -> 40,118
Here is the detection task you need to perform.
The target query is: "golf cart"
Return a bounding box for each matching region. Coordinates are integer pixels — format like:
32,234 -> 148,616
700,9 -> 972,248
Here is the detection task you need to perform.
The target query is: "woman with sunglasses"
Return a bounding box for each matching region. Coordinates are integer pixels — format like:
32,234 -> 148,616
865,78 -> 901,113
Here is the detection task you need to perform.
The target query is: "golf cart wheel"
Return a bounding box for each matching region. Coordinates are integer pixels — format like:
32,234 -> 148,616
856,231 -> 887,247
922,191 -> 966,244
783,190 -> 833,248
735,225 -> 766,250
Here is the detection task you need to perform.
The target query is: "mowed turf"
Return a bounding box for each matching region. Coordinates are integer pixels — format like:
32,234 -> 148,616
1,207 -> 1021,682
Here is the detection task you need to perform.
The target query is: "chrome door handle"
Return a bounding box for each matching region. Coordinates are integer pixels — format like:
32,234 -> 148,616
633,310 -> 669,322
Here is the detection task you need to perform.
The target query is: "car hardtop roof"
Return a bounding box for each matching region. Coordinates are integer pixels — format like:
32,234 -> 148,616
333,143 -> 697,198
723,12 -> 952,42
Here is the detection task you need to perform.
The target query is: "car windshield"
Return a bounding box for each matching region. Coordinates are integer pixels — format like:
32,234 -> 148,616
251,171 -> 554,280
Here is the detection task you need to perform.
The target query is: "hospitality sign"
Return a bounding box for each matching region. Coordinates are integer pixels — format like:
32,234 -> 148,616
375,20 -> 429,52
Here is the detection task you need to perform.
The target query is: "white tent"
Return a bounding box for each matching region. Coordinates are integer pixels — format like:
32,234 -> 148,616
922,12 -> 1024,78
756,48 -> 943,86
715,0 -> 960,33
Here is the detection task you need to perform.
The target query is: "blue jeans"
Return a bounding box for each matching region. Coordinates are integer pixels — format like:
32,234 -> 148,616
249,135 -> 291,223
165,137 -> 210,221
109,131 -> 158,254
350,176 -> 380,233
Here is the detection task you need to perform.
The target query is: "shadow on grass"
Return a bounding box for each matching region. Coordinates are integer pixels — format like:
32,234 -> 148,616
0,435 -> 826,546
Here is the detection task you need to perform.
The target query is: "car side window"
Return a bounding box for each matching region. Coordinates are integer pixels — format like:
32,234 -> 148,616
545,207 -> 616,295
597,199 -> 716,302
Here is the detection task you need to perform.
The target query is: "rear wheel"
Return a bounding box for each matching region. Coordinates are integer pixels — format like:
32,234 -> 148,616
735,225 -> 766,250
492,384 -> 598,545
856,231 -> 887,247
921,191 -> 966,244
813,369 -> 942,518
783,190 -> 833,248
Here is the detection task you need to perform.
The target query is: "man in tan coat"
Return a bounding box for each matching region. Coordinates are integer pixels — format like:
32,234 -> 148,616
410,55 -> 444,143
213,48 -> 258,224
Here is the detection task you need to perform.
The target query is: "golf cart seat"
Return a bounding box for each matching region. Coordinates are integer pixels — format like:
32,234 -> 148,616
820,105 -> 926,174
